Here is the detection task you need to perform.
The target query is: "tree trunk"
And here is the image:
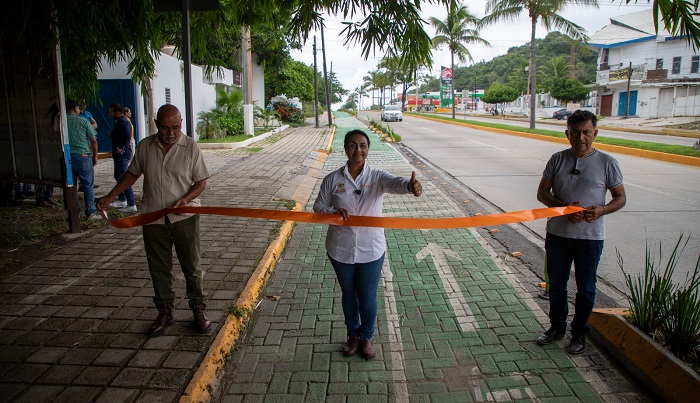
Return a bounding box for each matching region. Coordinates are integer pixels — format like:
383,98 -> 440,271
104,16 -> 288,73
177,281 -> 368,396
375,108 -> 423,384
529,17 -> 537,129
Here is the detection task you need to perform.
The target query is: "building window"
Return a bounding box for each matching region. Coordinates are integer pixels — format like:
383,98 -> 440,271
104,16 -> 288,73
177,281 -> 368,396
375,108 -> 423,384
656,58 -> 663,69
165,88 -> 171,104
672,57 -> 681,74
692,56 -> 699,74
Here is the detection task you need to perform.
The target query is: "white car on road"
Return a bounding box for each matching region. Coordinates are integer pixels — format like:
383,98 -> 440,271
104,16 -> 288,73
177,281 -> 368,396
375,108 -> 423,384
381,105 -> 403,122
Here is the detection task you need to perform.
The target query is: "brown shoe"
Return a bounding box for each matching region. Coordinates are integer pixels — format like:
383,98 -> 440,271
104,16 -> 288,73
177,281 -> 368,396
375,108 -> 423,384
148,306 -> 174,337
360,339 -> 376,359
342,337 -> 360,356
192,303 -> 211,333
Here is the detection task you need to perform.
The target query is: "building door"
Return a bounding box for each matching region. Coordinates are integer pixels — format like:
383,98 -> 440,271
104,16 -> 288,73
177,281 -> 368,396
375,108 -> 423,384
658,88 -> 674,117
600,94 -> 613,116
618,90 -> 638,116
87,79 -> 138,153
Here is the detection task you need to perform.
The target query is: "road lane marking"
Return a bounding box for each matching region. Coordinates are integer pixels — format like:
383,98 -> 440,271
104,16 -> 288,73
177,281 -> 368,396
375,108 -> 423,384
416,243 -> 479,332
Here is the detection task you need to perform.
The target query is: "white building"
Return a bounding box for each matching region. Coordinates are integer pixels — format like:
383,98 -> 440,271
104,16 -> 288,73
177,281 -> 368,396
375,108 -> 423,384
588,9 -> 700,118
95,48 -> 265,146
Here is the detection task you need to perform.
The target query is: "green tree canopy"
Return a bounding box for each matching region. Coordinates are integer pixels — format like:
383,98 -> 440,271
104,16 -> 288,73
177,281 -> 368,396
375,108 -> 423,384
547,77 -> 589,104
265,59 -> 316,104
482,84 -> 519,104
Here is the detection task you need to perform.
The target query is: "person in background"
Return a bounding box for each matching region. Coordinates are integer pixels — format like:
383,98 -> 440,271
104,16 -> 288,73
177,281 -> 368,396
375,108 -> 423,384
35,185 -> 56,207
124,106 -> 136,160
79,101 -> 98,130
107,103 -> 136,213
65,99 -> 101,220
313,129 -> 423,359
96,104 -> 211,337
535,110 -> 626,355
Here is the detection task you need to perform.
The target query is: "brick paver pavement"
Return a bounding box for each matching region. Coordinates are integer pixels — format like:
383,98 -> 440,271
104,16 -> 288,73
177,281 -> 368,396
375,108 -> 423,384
0,122 -> 332,402
218,113 -> 651,402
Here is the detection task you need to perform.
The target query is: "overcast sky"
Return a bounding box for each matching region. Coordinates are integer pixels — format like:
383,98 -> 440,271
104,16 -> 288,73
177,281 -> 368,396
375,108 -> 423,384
289,1 -> 653,105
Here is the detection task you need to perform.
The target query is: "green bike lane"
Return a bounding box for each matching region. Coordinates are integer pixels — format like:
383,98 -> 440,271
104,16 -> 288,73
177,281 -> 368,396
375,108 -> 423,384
219,113 -> 643,402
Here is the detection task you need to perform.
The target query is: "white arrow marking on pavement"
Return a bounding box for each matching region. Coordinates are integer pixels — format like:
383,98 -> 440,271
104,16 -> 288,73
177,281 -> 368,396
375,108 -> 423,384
381,254 -> 409,403
416,243 -> 479,332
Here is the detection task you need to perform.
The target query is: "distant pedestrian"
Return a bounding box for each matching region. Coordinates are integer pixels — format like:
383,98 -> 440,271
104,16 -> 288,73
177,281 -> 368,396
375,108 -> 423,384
106,103 -> 136,213
535,110 -> 626,355
65,99 -> 101,220
313,129 -> 423,359
97,104 -> 211,337
124,106 -> 136,160
79,101 -> 98,129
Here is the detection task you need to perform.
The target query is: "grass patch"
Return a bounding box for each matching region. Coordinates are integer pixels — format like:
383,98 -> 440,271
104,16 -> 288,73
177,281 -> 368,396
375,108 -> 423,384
407,113 -> 700,158
246,147 -> 262,153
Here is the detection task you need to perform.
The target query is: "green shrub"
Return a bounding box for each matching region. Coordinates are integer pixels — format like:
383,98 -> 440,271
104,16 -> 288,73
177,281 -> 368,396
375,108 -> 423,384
619,234 -> 700,362
215,113 -> 244,136
273,100 -> 304,124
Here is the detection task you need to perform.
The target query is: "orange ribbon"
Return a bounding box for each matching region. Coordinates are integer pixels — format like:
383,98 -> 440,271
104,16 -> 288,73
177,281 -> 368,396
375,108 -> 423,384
104,206 -> 584,230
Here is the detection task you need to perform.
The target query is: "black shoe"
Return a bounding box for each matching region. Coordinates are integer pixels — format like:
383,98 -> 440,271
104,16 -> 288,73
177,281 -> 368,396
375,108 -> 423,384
192,303 -> 211,333
148,306 -> 174,337
568,334 -> 586,355
536,327 -> 566,345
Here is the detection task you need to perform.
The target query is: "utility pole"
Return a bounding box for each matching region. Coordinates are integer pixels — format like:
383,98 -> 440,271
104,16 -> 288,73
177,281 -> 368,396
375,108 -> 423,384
330,61 -> 333,111
624,62 -> 632,119
241,26 -> 254,135
313,36 -> 319,128
320,24 -> 332,127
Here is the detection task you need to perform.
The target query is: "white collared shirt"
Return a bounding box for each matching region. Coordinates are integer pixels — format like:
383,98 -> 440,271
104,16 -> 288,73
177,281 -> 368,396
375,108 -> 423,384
313,163 -> 410,264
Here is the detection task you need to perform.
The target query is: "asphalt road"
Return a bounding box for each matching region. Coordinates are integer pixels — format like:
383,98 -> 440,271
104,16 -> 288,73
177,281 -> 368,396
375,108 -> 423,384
364,111 -> 700,298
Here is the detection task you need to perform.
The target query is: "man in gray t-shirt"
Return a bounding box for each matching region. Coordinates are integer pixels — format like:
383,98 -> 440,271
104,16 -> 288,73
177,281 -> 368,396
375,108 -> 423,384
534,110 -> 626,355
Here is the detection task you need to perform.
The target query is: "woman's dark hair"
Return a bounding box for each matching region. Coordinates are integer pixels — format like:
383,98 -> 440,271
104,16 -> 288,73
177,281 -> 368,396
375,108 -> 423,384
567,110 -> 597,128
344,129 -> 370,147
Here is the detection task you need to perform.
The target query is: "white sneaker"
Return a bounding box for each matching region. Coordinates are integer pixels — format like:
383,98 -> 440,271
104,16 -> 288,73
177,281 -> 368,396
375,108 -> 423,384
109,200 -> 127,208
87,213 -> 104,220
120,205 -> 137,213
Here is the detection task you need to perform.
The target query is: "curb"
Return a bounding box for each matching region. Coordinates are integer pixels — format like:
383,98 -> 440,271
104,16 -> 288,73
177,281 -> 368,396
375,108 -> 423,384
179,201 -> 302,403
409,114 -> 700,167
589,309 -> 700,403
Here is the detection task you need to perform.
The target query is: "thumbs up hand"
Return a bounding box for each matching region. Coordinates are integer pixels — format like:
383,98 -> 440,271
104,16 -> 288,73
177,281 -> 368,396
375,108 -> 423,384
408,171 -> 422,197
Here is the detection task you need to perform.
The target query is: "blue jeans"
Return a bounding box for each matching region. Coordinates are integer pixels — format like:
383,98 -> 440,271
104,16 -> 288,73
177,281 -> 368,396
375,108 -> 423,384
545,232 -> 604,336
328,253 -> 385,340
113,156 -> 135,206
71,154 -> 96,216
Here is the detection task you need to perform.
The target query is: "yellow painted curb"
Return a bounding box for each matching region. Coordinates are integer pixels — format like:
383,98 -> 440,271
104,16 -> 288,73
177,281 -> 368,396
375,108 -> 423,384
589,310 -> 700,403
179,202 -> 302,403
410,114 -> 700,167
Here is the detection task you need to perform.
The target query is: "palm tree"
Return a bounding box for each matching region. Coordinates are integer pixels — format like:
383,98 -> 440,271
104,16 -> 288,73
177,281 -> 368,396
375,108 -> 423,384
363,70 -> 383,109
481,0 -> 598,128
430,1 -> 491,119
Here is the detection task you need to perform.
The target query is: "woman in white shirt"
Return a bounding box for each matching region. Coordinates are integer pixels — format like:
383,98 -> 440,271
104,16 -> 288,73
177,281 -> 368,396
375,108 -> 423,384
313,129 -> 422,359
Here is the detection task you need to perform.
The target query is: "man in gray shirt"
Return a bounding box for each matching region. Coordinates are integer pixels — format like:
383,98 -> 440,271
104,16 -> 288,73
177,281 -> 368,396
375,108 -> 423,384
535,110 -> 626,354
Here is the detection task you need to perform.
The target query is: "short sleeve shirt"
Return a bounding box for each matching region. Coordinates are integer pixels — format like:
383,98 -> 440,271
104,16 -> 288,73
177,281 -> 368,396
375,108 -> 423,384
128,133 -> 209,224
66,113 -> 97,154
312,163 -> 410,264
543,149 -> 623,240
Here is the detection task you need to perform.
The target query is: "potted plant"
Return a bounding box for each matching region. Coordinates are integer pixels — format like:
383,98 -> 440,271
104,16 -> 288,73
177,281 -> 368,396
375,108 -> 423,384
590,235 -> 700,402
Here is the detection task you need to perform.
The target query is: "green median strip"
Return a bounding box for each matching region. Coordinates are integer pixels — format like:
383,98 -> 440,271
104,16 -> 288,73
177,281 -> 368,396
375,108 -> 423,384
406,113 -> 700,158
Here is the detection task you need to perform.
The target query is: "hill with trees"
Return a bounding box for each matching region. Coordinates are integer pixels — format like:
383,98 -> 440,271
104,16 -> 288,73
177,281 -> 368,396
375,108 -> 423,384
419,31 -> 598,96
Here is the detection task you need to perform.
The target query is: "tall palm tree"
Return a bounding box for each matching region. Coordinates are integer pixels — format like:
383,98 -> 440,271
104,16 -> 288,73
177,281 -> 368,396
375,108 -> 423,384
363,70 -> 383,109
430,1 -> 491,119
481,0 -> 598,128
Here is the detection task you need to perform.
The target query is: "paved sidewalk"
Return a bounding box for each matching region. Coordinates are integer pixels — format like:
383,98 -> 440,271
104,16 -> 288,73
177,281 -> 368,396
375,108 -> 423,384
0,123 -> 332,402
217,113 -> 651,402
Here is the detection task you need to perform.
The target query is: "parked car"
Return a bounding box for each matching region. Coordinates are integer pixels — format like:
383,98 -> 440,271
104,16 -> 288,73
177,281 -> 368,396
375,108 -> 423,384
552,108 -> 573,120
381,105 -> 403,122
